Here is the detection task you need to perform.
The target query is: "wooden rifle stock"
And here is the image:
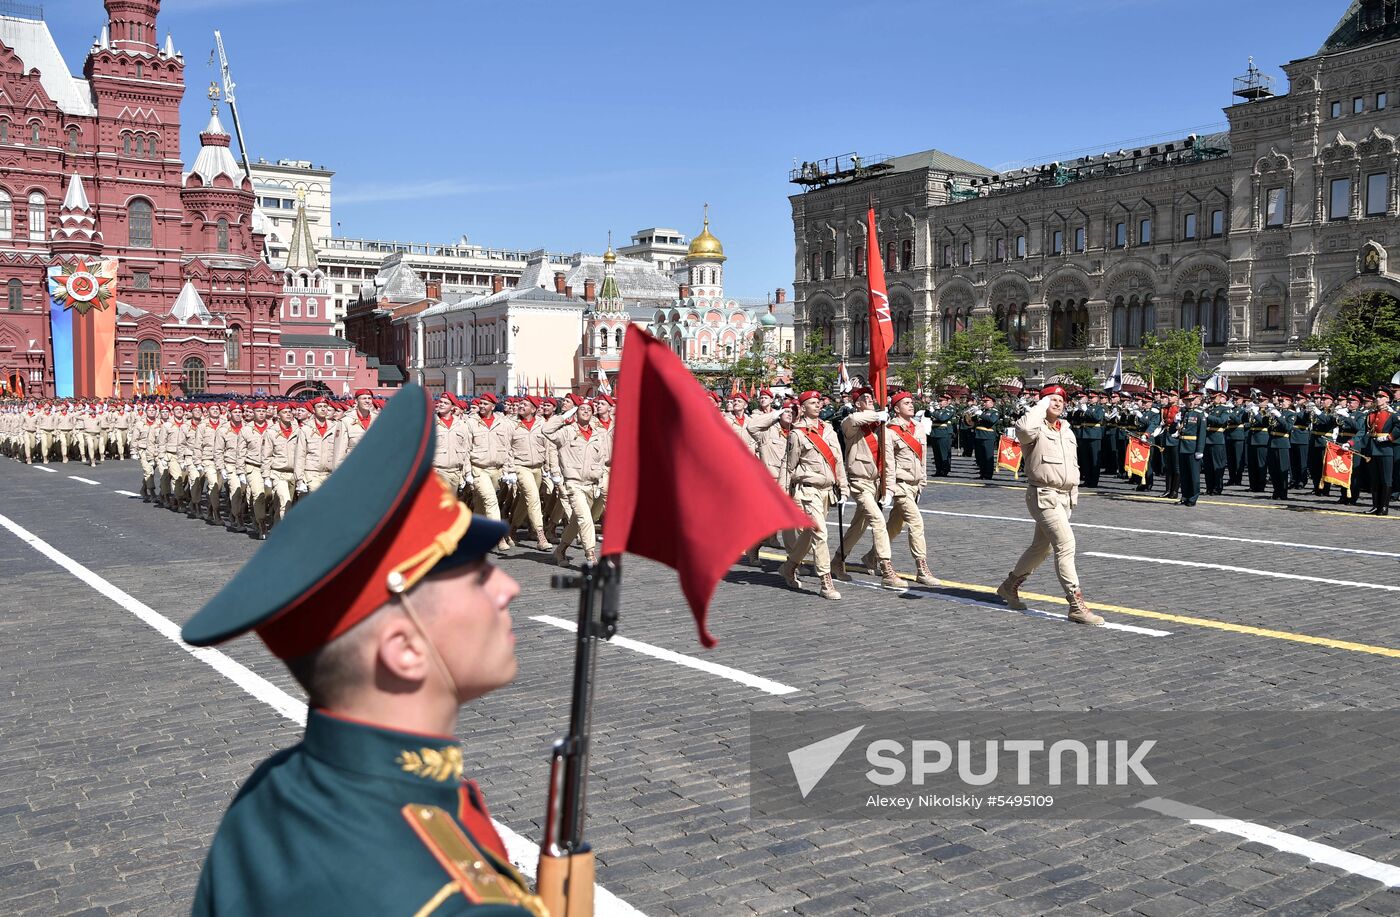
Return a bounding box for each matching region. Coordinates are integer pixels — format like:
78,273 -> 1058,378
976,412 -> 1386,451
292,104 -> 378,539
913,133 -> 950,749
537,557 -> 620,917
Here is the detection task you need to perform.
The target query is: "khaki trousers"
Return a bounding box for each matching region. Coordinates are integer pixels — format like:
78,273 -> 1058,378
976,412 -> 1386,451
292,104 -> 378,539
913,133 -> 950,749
435,467 -> 464,499
1012,485 -> 1080,598
558,482 -> 603,553
839,478 -> 892,562
786,483 -> 834,576
22,431 -> 36,462
885,481 -> 928,564
160,456 -> 186,503
38,430 -> 52,460
199,464 -> 221,512
510,466 -> 546,533
241,463 -> 269,529
470,466 -> 503,520
305,469 -> 330,493
268,469 -> 296,521
139,453 -> 156,494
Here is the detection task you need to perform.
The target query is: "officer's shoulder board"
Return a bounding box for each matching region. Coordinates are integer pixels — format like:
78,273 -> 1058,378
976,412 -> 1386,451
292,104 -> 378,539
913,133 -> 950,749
401,804 -> 547,916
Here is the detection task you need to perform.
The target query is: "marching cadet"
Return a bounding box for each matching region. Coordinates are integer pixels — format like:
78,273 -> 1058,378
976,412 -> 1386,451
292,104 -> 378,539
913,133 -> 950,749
112,399 -> 132,459
55,401 -> 76,462
925,392 -> 957,477
1265,394 -> 1295,500
779,389 -> 847,601
215,405 -> 246,532
832,388 -> 901,589
884,391 -> 940,586
191,404 -> 224,523
996,384 -> 1104,626
538,398 -> 564,535
969,394 -> 1000,480
296,398 -> 341,495
1309,393 -> 1338,496
1203,391 -> 1230,496
333,389 -> 378,467
544,394 -> 611,567
20,401 -> 39,463
506,396 -> 552,551
236,402 -> 273,539
180,385 -> 543,917
465,393 -> 515,536
726,392 -> 758,448
1176,391 -> 1207,506
430,394 -> 470,495
132,405 -> 159,500
1075,390 -> 1105,487
80,402 -> 102,466
37,402 -> 56,461
1363,386 -> 1397,515
159,404 -> 189,510
593,394 -> 614,433
261,404 -> 302,523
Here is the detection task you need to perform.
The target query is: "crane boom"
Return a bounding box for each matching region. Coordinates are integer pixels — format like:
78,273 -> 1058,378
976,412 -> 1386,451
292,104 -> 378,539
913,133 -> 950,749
213,30 -> 252,181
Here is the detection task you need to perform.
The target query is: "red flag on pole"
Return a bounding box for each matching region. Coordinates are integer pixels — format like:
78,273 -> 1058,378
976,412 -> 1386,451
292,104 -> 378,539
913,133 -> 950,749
602,326 -> 812,647
866,204 -> 895,406
1322,441 -> 1355,491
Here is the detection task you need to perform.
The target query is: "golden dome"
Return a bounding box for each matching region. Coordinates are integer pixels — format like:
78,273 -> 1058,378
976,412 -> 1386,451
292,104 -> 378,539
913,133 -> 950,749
686,208 -> 726,262
603,229 -> 616,263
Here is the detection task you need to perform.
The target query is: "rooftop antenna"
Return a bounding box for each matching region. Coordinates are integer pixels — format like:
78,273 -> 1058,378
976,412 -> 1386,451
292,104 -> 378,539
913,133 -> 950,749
213,30 -> 253,180
1233,56 -> 1275,104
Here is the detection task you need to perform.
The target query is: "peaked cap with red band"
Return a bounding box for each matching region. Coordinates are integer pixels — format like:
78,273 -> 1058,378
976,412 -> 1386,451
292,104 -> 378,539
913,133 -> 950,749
181,383 -> 507,659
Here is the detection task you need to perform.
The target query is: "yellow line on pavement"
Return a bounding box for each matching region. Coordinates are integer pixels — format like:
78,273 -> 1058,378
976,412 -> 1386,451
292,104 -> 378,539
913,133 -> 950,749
755,550 -> 1400,659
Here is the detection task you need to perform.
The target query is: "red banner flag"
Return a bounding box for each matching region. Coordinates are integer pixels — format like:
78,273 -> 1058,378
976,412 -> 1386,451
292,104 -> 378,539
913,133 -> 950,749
1322,441 -> 1355,491
865,204 -> 894,406
996,435 -> 1023,477
1125,435 -> 1152,481
602,326 -> 812,647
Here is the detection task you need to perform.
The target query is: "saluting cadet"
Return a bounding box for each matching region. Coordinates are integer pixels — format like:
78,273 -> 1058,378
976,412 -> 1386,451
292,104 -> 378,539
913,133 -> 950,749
506,396 -> 551,551
1176,392 -> 1208,507
779,389 -> 847,601
996,385 -> 1104,626
297,398 -> 341,495
884,391 -> 940,586
1203,392 -> 1230,496
466,393 -> 515,535
544,394 -> 611,567
261,404 -> 302,522
832,387 -> 900,589
925,392 -> 957,476
969,394 -> 1000,480
333,389 -> 378,467
1363,387 -> 1397,515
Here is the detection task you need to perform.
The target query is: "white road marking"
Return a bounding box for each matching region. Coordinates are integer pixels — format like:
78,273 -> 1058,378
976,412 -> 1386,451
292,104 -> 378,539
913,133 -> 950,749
114,490 -> 142,497
529,614 -> 799,696
0,513 -> 648,917
1086,551 -> 1400,593
916,507 -> 1400,559
68,476 -> 100,485
846,580 -> 1172,637
1138,797 -> 1400,887
32,465 -> 57,473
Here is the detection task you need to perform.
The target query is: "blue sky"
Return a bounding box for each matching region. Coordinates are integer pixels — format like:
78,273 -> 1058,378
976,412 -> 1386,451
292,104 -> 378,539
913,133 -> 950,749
45,0 -> 1347,298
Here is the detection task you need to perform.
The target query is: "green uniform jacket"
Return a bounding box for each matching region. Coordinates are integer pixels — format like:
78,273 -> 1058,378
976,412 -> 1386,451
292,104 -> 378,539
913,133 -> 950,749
1075,404 -> 1105,441
971,409 -> 1001,442
926,406 -> 957,439
1289,409 -> 1312,445
1268,410 -> 1295,449
1204,406 -> 1230,446
1179,408 -> 1209,454
1226,406 -> 1248,442
1362,408 -> 1398,457
193,710 -> 538,917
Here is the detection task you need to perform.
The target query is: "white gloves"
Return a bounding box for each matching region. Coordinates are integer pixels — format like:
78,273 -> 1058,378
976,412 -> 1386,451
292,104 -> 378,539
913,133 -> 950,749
551,474 -> 563,484
464,472 -> 474,486
1342,442 -> 1353,452
561,406 -> 578,420
296,481 -> 309,494
592,484 -> 603,499
874,410 -> 890,422
502,472 -> 518,485
238,473 -> 248,486
1194,453 -> 1203,460
880,491 -> 894,509
263,477 -> 275,491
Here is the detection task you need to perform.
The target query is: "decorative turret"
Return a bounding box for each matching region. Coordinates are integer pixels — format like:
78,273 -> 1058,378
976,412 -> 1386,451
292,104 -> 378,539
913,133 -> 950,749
285,197 -> 319,272
104,0 -> 160,55
182,105 -> 254,257
50,174 -> 104,256
598,231 -> 622,313
685,205 -> 724,300
188,107 -> 245,189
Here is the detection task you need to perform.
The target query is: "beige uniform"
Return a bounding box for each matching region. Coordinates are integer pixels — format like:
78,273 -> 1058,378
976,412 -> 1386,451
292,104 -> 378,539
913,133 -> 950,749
466,413 -> 514,521
237,422 -> 272,529
37,410 -> 56,460
56,410 -> 76,461
79,411 -> 101,463
884,419 -> 931,565
544,415 -> 611,555
1010,399 -> 1082,598
131,417 -> 159,491
430,415 -> 470,494
781,418 -> 848,576
112,408 -> 131,457
159,420 -> 190,504
838,411 -> 895,563
20,410 -> 39,462
508,415 -> 551,535
193,420 -> 223,509
296,420 -> 340,492
260,423 -> 301,521
333,410 -> 376,466
214,421 -> 245,524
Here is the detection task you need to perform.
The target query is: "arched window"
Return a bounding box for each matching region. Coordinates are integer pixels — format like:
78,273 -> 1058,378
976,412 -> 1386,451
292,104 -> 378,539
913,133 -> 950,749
615,327 -> 624,349
1070,300 -> 1089,347
823,250 -> 834,280
1197,291 -> 1213,341
307,298 -> 317,318
1127,296 -> 1143,345
285,351 -> 295,365
29,122 -> 39,144
122,133 -> 131,156
305,351 -> 315,366
851,316 -> 868,355
324,352 -> 334,366
128,198 -> 153,247
289,297 -> 301,318
182,356 -> 206,394
1051,301 -> 1067,350
216,218 -> 229,253
0,191 -> 11,239
885,241 -> 895,271
901,239 -> 913,271
0,121 -> 8,143
27,192 -> 45,241
67,127 -> 79,152
808,252 -> 819,282
598,328 -> 609,352
1180,292 -> 1197,331
146,136 -> 157,158
225,325 -> 241,370
1143,295 -> 1156,337
7,277 -> 21,310
1213,290 -> 1229,345
135,61 -> 143,79
1111,296 -> 1127,347
137,340 -> 160,382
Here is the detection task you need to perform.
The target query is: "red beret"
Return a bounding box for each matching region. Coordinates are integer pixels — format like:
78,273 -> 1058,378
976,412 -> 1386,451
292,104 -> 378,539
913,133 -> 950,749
889,391 -> 914,405
526,396 -> 544,408
798,390 -> 822,404
759,388 -> 773,397
594,394 -> 615,406
708,391 -> 722,404
731,391 -> 750,403
849,387 -> 872,399
1040,385 -> 1068,399
478,392 -> 497,404
566,393 -> 586,407
354,388 -> 374,398
309,397 -> 328,408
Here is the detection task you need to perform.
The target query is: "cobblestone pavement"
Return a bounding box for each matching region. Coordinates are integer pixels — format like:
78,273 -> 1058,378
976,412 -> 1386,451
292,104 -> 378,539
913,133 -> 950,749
1,454 -> 1398,916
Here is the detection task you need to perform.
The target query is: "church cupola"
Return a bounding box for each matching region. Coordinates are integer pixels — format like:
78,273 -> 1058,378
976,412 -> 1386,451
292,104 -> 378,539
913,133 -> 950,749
685,205 -> 725,300
104,0 -> 161,55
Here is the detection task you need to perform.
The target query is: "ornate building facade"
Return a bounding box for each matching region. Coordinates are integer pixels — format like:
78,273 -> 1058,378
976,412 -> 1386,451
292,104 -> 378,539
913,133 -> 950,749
790,1 -> 1400,391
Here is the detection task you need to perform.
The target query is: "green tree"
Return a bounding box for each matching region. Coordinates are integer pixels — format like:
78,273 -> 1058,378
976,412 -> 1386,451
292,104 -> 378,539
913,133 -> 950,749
893,328 -> 951,394
1305,292 -> 1400,392
786,331 -> 837,394
1130,328 -> 1203,390
942,316 -> 1020,396
730,327 -> 769,391
1054,363 -> 1099,390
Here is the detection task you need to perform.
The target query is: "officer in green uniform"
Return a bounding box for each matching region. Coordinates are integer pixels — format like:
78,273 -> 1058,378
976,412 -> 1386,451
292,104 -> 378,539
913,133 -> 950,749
925,392 -> 957,476
1334,392 -> 1364,505
1245,396 -> 1270,492
182,384 -> 544,917
1176,391 -> 1208,506
1266,395 -> 1295,500
1073,391 -> 1105,487
1288,394 -> 1312,489
1203,391 -> 1230,495
1160,391 -> 1181,500
1363,387 -> 1398,515
1134,393 -> 1162,491
969,394 -> 1000,480
1225,392 -> 1248,486
1308,393 -> 1338,496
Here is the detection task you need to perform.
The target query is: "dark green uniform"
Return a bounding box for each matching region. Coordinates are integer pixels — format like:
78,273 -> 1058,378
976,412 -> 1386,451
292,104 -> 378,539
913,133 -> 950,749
1225,401 -> 1248,485
925,404 -> 957,475
1335,406 -> 1363,504
193,711 -> 540,916
1288,407 -> 1312,488
1246,404 -> 1270,492
1363,404 -> 1397,514
1204,402 -> 1230,495
1176,404 -> 1208,505
1308,405 -> 1337,495
1160,405 -> 1181,499
1267,408 -> 1295,499
1135,405 -> 1161,490
971,406 -> 1000,479
1074,401 -> 1105,487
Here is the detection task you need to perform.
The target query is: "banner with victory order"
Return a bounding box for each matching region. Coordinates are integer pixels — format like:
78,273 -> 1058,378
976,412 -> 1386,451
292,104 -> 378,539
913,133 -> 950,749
49,258 -> 118,398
